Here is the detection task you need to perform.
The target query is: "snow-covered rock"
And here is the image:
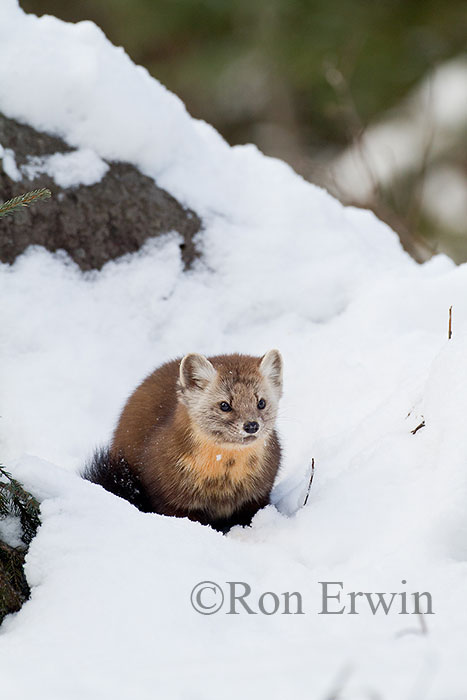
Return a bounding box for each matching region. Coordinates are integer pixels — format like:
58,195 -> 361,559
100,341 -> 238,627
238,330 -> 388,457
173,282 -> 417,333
0,112 -> 200,270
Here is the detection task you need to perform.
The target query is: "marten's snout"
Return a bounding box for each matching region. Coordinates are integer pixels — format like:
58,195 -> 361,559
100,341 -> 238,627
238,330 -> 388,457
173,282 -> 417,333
243,421 -> 259,434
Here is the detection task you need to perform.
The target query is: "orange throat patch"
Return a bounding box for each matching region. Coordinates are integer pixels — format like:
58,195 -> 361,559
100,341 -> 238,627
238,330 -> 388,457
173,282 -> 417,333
180,426 -> 266,485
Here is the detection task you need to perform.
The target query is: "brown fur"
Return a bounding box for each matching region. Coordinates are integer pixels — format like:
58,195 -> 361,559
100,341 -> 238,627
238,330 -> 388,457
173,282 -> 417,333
111,352 -> 282,529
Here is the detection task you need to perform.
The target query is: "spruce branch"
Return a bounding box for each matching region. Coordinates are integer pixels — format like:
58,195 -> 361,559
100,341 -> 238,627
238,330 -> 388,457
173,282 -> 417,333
0,188 -> 51,219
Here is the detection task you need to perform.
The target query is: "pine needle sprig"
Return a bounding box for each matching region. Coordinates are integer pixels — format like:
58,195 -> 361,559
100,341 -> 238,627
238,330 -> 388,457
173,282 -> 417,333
0,188 -> 51,219
0,466 -> 40,546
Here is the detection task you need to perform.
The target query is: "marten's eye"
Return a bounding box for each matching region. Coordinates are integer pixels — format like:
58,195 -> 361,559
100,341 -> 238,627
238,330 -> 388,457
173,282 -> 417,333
220,401 -> 232,412
257,398 -> 266,409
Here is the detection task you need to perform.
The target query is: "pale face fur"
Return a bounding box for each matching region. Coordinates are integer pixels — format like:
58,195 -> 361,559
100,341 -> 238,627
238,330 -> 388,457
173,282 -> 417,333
178,350 -> 283,446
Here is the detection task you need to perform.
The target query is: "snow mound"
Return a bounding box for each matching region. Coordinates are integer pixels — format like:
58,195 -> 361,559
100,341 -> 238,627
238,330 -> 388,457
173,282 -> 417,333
1,2 -> 467,699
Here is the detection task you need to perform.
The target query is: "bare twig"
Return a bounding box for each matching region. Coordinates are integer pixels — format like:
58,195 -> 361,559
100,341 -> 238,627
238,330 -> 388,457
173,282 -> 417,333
397,612 -> 429,638
322,665 -> 354,700
448,305 -> 452,340
411,420 -> 425,435
418,612 -> 428,635
324,60 -> 433,262
406,69 -> 436,235
303,458 -> 315,507
324,60 -> 382,204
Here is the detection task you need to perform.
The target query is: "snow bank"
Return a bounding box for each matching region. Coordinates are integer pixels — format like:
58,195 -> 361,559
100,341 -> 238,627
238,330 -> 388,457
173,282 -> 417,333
1,2 -> 467,699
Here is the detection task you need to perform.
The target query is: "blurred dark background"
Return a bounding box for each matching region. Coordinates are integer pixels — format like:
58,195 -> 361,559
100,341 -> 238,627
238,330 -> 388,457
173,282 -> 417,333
21,0 -> 467,261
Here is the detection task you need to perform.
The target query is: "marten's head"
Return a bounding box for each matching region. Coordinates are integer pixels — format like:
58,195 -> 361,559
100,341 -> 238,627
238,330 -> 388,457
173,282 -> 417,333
178,351 -> 283,446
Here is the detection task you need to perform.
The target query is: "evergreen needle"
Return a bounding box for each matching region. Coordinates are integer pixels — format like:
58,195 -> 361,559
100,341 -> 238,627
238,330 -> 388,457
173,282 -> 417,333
0,188 -> 51,219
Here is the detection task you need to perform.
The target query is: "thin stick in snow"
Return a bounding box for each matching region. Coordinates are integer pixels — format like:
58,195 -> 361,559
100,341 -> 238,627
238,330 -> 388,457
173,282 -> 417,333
411,419 -> 425,435
448,305 -> 453,340
303,458 -> 315,507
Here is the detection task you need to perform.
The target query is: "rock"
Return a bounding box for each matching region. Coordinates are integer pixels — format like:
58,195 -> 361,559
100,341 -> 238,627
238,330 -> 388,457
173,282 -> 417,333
0,113 -> 201,270
0,541 -> 29,624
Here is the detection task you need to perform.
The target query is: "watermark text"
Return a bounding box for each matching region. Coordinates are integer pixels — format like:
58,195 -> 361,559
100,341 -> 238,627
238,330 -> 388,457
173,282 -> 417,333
190,580 -> 434,616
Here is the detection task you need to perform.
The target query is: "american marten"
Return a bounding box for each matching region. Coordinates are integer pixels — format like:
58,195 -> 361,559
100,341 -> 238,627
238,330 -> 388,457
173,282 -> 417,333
84,351 -> 283,531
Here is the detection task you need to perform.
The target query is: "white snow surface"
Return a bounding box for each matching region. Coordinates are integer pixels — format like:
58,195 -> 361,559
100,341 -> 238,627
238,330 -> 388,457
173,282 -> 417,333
1,2 -> 467,699
0,144 -> 21,181
21,148 -> 109,188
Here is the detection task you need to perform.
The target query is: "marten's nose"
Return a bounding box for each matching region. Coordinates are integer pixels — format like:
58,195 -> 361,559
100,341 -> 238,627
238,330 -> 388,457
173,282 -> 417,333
243,421 -> 259,434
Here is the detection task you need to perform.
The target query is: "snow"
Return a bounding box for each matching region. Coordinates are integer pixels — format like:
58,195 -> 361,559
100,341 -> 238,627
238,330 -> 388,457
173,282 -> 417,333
0,515 -> 23,549
21,148 -> 109,188
0,145 -> 21,181
1,2 -> 467,699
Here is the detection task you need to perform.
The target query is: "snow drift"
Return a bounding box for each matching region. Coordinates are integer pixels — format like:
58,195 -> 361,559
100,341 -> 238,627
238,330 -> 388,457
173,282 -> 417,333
1,2 -> 467,699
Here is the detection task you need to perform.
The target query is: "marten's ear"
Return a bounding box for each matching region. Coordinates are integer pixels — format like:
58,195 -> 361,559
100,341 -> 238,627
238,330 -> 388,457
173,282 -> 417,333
260,349 -> 283,395
180,353 -> 217,390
